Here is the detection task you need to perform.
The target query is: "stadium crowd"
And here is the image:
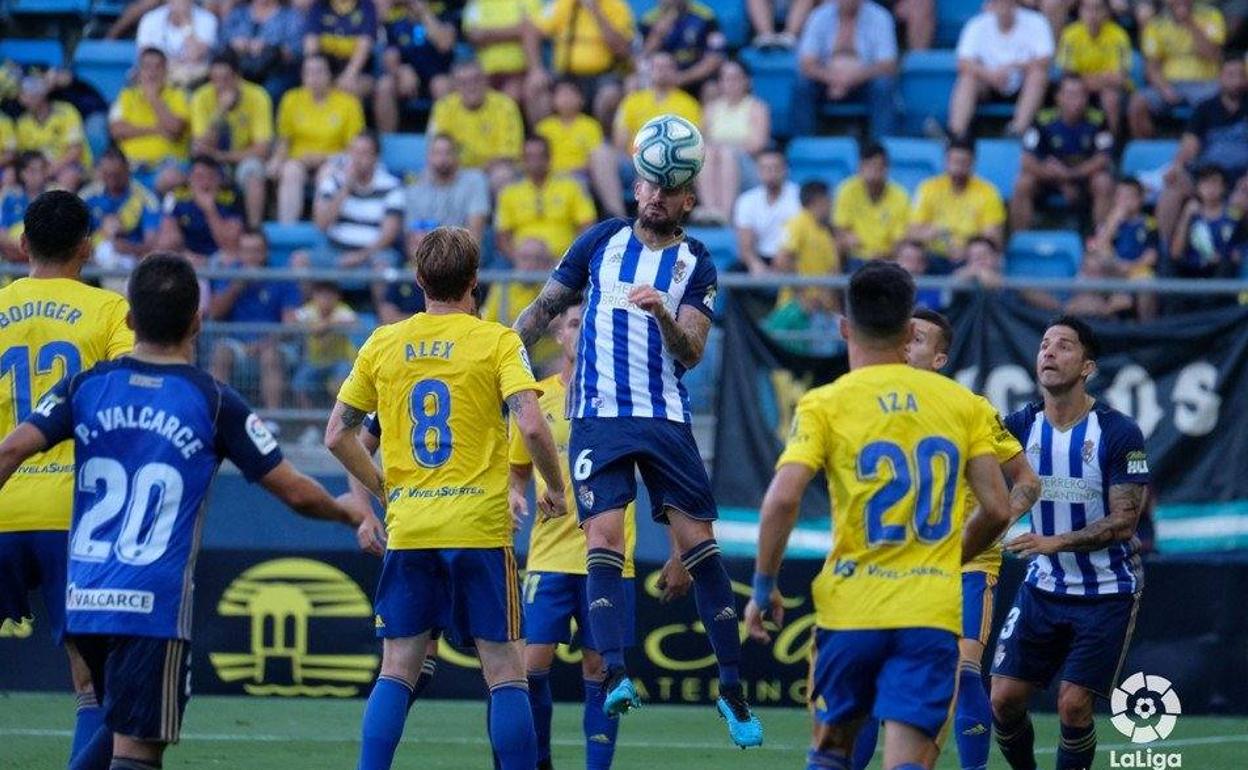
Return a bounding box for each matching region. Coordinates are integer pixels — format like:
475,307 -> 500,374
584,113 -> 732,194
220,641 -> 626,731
0,0 -> 1245,410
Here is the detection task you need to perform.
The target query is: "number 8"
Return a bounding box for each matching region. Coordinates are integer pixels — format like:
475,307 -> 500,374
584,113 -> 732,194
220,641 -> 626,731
573,449 -> 593,481
409,379 -> 452,467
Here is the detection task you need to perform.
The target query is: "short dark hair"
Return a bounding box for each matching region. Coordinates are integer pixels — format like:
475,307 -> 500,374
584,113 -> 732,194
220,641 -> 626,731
553,76 -> 583,95
947,137 -> 975,156
354,130 -> 381,154
210,49 -> 241,74
913,308 -> 953,353
799,180 -> 829,207
847,261 -> 915,342
1046,315 -> 1099,361
16,150 -> 46,175
1119,176 -> 1144,195
524,134 -> 551,154
190,154 -> 222,174
128,253 -> 201,346
1195,164 -> 1226,184
415,227 -> 480,302
303,52 -> 330,69
965,235 -> 998,254
138,46 -> 166,63
309,280 -> 341,295
99,144 -> 128,166
860,142 -> 887,163
23,191 -> 91,265
1058,72 -> 1086,90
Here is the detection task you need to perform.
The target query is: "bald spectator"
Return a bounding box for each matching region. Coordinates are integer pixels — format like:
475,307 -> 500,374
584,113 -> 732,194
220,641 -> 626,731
796,0 -> 900,138
950,0 -> 1054,137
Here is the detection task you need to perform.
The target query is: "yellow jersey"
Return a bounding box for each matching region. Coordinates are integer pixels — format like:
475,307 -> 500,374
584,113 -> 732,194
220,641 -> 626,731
17,102 -> 92,169
1141,6 -> 1226,82
910,175 -> 1005,256
189,81 -> 274,152
833,177 -> 910,260
109,85 -> 191,164
538,0 -> 634,76
777,364 -> 997,635
427,90 -> 524,168
277,87 -> 365,160
337,311 -> 539,549
0,115 -> 16,154
1057,21 -> 1133,79
535,114 -> 604,174
0,278 -> 133,532
463,0 -> 541,74
510,374 -> 636,576
496,175 -> 596,257
961,395 -> 1024,577
775,208 -> 838,307
615,88 -> 702,141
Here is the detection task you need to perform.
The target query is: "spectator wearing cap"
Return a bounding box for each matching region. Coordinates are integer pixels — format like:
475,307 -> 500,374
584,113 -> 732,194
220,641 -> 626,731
796,0 -> 900,139
109,47 -> 190,196
427,61 -> 525,180
950,0 -> 1054,137
80,147 -> 162,287
403,134 -> 491,245
1056,0 -> 1133,136
374,0 -> 459,133
156,155 -> 245,262
733,149 -> 801,276
534,79 -> 607,181
462,0 -> 540,102
15,76 -> 90,192
696,60 -> 771,224
304,0 -> 379,98
530,0 -> 635,128
269,54 -> 366,223
190,51 -> 274,228
1012,74 -> 1116,231
136,0 -> 219,88
220,0 -> 307,102
0,152 -> 50,262
908,139 -> 1006,268
832,142 -> 910,267
640,0 -> 728,99
1130,0 -> 1226,138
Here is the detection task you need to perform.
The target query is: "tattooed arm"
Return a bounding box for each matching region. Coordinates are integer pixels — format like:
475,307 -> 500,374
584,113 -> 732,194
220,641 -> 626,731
508,390 -> 567,519
513,278 -> 583,351
1009,483 -> 1147,557
628,286 -> 711,367
325,401 -> 385,502
1002,452 -> 1042,520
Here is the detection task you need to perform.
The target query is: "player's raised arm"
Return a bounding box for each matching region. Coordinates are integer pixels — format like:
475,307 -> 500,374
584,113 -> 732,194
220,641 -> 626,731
963,453 -> 1014,564
325,400 -> 386,502
507,389 -> 566,520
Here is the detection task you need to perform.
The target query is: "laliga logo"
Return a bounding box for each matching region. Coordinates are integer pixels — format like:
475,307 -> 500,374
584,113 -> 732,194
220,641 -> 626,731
1109,672 -> 1183,769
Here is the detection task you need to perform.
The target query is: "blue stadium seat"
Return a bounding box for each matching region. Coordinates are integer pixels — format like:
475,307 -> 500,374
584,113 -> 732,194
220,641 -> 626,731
935,0 -> 980,48
739,47 -> 797,138
787,136 -> 859,191
263,222 -> 326,267
380,133 -> 427,180
0,39 -> 65,69
974,138 -> 1022,200
899,50 -> 956,135
1006,230 -> 1083,278
705,0 -> 749,49
90,0 -> 130,16
351,312 -> 378,349
6,0 -> 87,15
880,137 -> 942,195
72,40 -> 137,103
1122,139 -> 1180,177
686,225 -> 737,276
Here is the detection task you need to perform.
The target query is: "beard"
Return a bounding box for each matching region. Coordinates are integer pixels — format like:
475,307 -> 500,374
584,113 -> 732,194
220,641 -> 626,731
639,205 -> 680,236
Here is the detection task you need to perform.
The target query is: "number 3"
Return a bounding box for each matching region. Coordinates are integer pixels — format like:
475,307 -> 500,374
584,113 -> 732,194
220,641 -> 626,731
999,607 -> 1021,640
573,449 -> 593,481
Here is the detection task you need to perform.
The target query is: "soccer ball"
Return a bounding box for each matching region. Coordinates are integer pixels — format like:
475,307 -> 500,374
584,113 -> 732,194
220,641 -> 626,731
631,114 -> 705,189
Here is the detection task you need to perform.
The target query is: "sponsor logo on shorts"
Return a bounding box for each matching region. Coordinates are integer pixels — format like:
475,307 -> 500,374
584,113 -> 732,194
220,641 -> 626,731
1109,672 -> 1183,768
66,584 -> 155,613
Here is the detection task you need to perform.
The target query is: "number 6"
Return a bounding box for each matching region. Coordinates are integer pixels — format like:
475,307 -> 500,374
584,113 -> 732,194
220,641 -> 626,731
573,449 -> 593,481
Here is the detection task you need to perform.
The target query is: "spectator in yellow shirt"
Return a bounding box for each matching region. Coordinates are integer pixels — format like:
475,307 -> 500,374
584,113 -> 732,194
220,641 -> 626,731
190,51 -> 274,227
109,47 -> 190,196
496,135 -> 597,263
462,0 -> 541,101
0,114 -> 15,173
908,139 -> 1006,267
1130,0 -> 1225,138
529,0 -> 635,127
590,52 -> 702,217
427,60 -> 525,184
1057,0 -> 1133,136
270,54 -> 366,222
833,142 -> 911,267
15,77 -> 90,192
534,79 -> 606,180
774,179 -> 840,306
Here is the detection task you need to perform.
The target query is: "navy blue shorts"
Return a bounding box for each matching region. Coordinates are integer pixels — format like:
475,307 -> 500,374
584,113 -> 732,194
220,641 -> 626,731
961,571 -> 998,645
523,571 -> 636,650
73,634 -> 191,744
568,417 -> 716,524
809,627 -> 959,739
373,548 -> 522,647
0,530 -> 67,643
991,583 -> 1140,697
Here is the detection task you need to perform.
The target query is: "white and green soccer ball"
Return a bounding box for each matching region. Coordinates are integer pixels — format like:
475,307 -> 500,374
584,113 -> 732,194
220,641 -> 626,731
631,114 -> 705,189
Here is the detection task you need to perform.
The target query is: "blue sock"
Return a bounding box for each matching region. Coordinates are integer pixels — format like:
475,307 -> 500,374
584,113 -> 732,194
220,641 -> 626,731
1057,723 -> 1096,770
889,764 -> 926,770
851,719 -> 879,770
681,540 -> 741,688
586,549 -> 628,672
71,692 -> 106,762
358,675 -> 414,770
584,679 -> 620,770
489,681 -> 537,770
993,712 -> 1037,770
806,748 -> 851,769
69,724 -> 113,770
955,662 -> 991,770
527,670 -> 553,765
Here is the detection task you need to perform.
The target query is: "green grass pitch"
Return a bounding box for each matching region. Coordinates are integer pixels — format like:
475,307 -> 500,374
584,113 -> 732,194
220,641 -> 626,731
1,692 -> 1244,768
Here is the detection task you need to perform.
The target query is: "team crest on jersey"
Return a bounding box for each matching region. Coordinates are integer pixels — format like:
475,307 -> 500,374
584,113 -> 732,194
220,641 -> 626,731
672,260 -> 688,283
1082,440 -> 1095,463
578,484 -> 594,509
245,414 -> 279,455
1027,442 -> 1041,456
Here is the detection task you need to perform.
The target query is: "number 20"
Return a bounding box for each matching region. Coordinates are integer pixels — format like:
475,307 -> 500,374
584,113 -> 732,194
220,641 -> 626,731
857,437 -> 961,547
71,459 -> 184,566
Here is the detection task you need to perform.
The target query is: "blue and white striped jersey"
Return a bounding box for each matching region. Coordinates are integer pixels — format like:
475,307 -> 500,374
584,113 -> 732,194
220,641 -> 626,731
1005,401 -> 1150,597
551,218 -> 717,423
